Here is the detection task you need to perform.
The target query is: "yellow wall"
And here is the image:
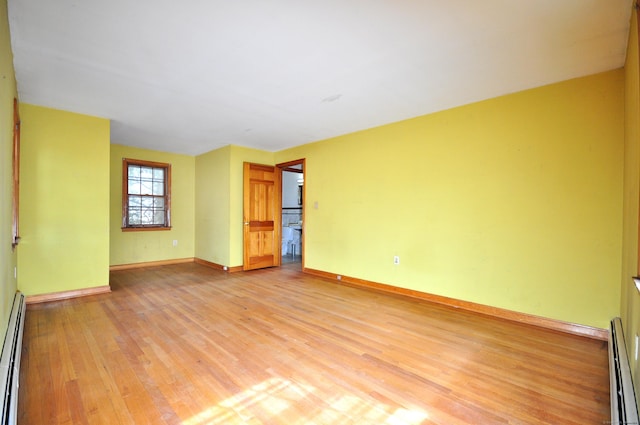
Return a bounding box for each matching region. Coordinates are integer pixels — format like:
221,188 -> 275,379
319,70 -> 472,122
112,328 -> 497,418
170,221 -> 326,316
18,104 -> 110,295
194,145 -> 273,268
0,0 -> 17,335
110,144 -> 195,266
195,145 -> 231,265
276,70 -> 624,330
622,6 -> 640,403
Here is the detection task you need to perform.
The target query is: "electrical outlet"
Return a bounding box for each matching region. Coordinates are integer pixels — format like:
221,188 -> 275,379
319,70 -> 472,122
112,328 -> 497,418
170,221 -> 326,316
394,256 -> 400,265
172,240 -> 178,247
337,275 -> 342,280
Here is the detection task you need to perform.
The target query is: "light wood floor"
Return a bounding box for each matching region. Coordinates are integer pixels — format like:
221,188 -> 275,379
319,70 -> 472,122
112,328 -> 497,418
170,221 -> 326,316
19,263 -> 610,424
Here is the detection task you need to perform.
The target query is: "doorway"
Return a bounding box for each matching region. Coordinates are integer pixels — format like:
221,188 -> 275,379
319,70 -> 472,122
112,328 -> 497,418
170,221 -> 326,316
278,159 -> 305,267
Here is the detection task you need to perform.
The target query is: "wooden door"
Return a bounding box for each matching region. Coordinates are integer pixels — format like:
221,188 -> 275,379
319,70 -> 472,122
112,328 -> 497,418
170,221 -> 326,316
243,162 -> 281,270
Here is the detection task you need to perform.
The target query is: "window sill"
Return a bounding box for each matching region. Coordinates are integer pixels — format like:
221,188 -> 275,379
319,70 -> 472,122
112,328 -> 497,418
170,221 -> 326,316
122,226 -> 171,232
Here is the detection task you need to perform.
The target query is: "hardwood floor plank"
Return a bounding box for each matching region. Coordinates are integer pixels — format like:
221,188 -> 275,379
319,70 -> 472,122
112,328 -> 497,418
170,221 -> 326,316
19,263 -> 609,424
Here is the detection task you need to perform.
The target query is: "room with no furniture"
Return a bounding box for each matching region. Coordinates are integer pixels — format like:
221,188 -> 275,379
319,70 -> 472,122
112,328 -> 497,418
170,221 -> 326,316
1,1 -> 639,424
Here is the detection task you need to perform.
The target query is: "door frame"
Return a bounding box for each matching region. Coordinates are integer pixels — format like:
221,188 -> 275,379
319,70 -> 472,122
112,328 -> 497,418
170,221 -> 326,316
277,159 -> 305,267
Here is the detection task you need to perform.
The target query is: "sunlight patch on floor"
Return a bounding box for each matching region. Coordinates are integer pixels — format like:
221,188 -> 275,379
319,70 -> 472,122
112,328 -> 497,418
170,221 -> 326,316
182,377 -> 429,424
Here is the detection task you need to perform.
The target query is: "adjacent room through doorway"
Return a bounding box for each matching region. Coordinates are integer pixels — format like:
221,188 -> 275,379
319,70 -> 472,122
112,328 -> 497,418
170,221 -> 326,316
279,160 -> 304,267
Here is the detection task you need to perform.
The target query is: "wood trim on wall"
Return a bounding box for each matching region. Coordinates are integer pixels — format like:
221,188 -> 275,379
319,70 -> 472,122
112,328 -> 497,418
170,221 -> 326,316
109,257 -> 244,272
26,285 -> 112,304
12,98 -> 20,249
109,257 -> 194,271
303,267 -> 609,341
194,258 -> 243,273
637,1 -> 640,278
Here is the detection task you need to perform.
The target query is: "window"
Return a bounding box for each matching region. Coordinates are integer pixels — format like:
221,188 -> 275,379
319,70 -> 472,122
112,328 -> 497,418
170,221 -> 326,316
122,158 -> 171,230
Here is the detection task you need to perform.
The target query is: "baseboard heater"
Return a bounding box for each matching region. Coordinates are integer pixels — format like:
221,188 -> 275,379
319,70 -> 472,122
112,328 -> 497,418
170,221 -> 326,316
0,292 -> 25,425
610,317 -> 640,424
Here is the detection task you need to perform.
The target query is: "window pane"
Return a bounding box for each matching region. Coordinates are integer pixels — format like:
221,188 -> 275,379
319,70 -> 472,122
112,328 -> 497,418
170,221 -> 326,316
141,197 -> 153,207
129,196 -> 141,207
140,167 -> 153,179
128,166 -> 140,178
153,168 -> 164,179
128,180 -> 140,195
154,198 -> 164,208
152,182 -> 164,196
140,180 -> 153,195
128,209 -> 141,225
141,208 -> 154,224
154,210 -> 165,224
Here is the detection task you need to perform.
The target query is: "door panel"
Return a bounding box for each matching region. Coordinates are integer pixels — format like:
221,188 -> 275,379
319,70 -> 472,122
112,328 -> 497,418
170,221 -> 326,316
243,162 -> 281,270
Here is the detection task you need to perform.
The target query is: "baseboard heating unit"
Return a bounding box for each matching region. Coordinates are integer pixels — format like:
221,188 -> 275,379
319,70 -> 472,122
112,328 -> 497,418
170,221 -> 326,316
610,317 -> 640,424
0,292 -> 25,425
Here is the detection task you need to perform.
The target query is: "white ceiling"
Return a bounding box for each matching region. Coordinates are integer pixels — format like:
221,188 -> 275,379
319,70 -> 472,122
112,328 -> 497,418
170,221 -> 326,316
8,0 -> 633,156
